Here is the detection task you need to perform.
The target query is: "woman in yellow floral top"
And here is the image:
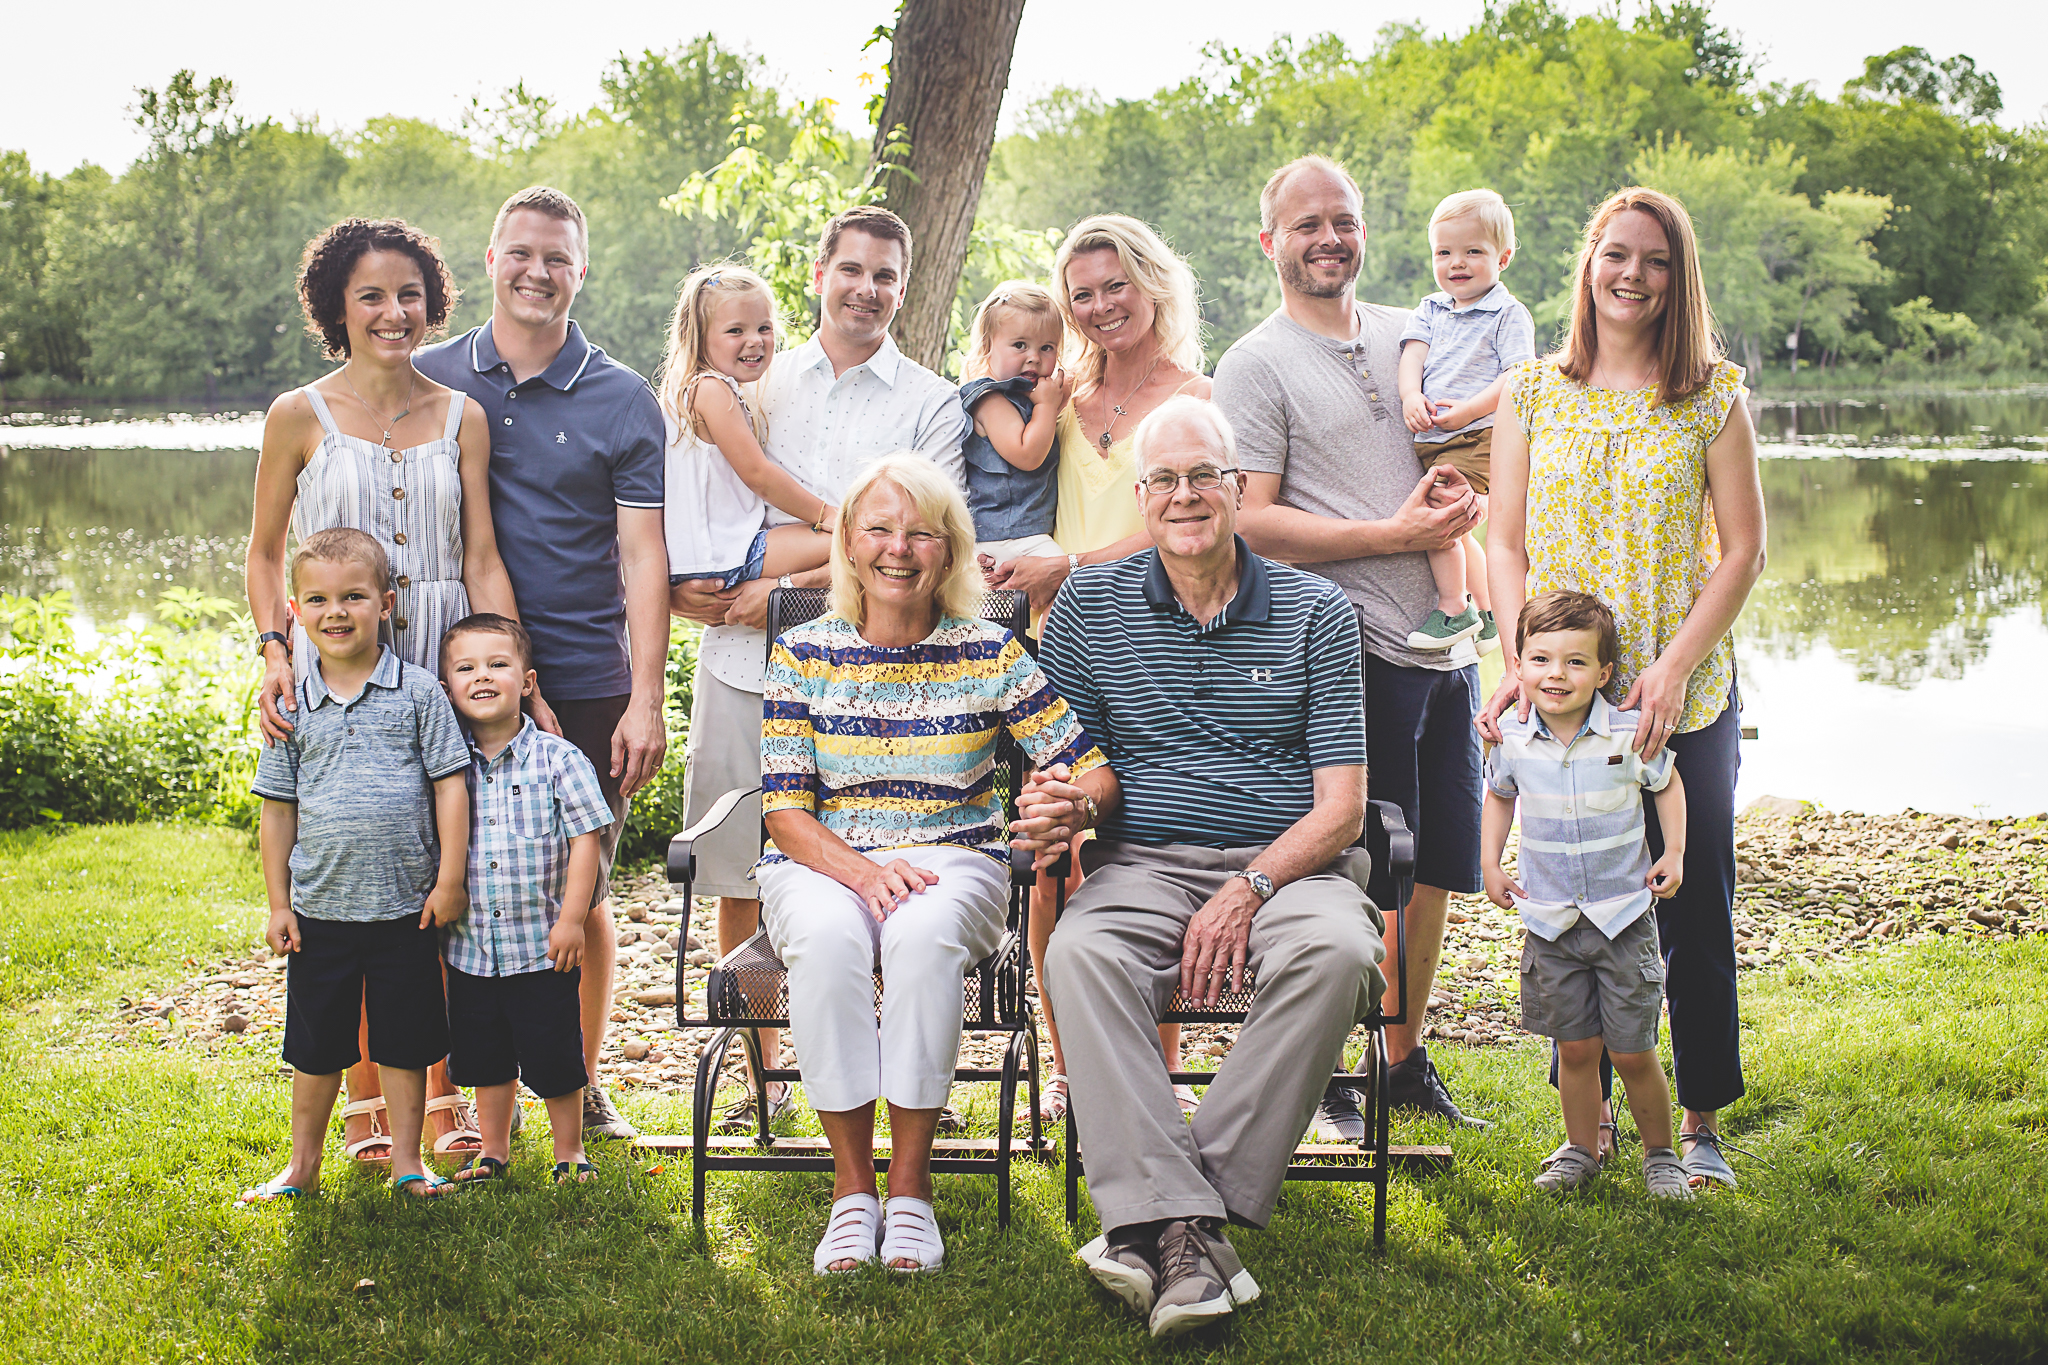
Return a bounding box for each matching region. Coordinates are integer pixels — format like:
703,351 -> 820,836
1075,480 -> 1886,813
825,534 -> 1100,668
1478,187 -> 1766,1192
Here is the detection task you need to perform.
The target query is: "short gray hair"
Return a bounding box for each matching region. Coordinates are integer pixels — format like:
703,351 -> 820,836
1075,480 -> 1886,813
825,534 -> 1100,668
1130,395 -> 1236,471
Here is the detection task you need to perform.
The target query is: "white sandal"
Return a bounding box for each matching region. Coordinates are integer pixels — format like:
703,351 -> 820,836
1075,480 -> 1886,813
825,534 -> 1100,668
813,1193 -> 881,1275
880,1196 -> 944,1273
340,1098 -> 392,1166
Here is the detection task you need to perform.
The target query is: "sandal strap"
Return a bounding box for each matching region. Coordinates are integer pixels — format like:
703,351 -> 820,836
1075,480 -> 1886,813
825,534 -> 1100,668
815,1194 -> 881,1273
880,1196 -> 943,1270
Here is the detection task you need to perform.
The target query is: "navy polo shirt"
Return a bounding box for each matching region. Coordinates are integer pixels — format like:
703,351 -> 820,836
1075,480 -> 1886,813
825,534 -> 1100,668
415,321 -> 664,701
1040,537 -> 1366,848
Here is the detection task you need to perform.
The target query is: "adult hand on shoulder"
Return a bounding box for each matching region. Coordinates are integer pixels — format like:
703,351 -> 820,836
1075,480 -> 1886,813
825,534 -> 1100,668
256,650 -> 297,744
528,685 -> 563,737
850,858 -> 941,923
1620,659 -> 1687,761
724,578 -> 773,630
422,878 -> 468,931
670,578 -> 739,628
1393,467 -> 1479,552
1181,878 -> 1260,1008
1473,671 -> 1529,743
611,696 -> 668,798
1009,762 -> 1085,870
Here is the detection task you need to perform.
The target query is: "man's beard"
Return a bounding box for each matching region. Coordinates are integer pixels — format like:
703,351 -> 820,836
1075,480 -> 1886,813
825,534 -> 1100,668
1277,249 -> 1360,300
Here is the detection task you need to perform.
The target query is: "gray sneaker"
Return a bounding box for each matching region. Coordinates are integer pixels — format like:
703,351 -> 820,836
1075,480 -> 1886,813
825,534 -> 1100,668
1681,1129 -> 1739,1189
1532,1141 -> 1601,1192
1148,1220 -> 1258,1340
582,1085 -> 639,1141
1643,1146 -> 1694,1199
1306,1083 -> 1366,1143
1077,1230 -> 1160,1316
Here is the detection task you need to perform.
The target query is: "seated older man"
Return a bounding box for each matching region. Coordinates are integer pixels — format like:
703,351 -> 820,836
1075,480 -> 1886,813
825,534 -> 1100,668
1013,395 -> 1385,1339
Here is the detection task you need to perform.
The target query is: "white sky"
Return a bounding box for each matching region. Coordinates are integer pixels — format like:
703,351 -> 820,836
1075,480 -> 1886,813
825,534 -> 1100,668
5,0 -> 2045,175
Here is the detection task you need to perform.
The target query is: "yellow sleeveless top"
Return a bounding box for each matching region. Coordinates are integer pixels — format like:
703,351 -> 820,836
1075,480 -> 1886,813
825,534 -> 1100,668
1050,403 -> 1143,555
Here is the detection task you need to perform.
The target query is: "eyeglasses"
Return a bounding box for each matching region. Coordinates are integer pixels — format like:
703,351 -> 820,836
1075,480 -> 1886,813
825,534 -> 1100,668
1140,466 -> 1238,496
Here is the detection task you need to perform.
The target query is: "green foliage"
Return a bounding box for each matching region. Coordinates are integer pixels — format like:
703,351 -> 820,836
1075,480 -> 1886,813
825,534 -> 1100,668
0,590 -> 260,829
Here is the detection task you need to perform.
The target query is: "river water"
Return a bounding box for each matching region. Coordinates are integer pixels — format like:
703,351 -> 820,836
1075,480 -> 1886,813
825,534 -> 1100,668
2,390 -> 2043,817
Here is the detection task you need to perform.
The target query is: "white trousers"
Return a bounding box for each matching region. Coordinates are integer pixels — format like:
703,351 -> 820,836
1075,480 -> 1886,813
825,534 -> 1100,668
758,845 -> 1010,1113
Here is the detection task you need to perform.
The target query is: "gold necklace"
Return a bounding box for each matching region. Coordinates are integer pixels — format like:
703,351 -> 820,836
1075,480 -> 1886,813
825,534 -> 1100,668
1096,354 -> 1164,451
1591,355 -> 1656,393
342,364 -> 417,448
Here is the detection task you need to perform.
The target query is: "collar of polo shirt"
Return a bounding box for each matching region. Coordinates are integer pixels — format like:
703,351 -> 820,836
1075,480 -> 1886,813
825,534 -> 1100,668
304,646 -> 401,710
468,713 -> 540,763
469,319 -> 596,391
1139,534 -> 1271,628
1427,281 -> 1517,315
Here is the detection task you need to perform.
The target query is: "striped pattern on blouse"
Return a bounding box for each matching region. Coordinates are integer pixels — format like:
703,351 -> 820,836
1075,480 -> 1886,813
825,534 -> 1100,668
758,612 -> 1105,865
291,385 -> 470,677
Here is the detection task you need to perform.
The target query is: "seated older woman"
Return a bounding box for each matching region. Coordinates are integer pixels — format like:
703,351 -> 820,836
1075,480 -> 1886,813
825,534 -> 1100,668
756,452 -> 1107,1276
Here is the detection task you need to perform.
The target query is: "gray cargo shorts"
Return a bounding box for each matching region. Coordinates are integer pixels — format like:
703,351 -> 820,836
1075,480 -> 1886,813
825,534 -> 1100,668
1519,913 -> 1665,1054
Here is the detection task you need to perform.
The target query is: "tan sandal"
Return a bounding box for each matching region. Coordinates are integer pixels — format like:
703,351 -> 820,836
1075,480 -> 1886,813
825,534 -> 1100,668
341,1098 -> 393,1167
426,1093 -> 485,1159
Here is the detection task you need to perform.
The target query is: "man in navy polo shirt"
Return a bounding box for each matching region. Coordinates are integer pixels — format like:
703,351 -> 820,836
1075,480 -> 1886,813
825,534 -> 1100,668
1017,397 -> 1384,1339
416,185 -> 669,1141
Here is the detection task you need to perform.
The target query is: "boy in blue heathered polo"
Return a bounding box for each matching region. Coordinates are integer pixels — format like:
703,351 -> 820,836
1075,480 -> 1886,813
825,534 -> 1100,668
438,614 -> 614,1185
240,528 -> 472,1205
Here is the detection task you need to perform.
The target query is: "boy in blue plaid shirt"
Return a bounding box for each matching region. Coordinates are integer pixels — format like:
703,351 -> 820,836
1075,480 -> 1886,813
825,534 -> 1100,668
439,614 -> 616,1184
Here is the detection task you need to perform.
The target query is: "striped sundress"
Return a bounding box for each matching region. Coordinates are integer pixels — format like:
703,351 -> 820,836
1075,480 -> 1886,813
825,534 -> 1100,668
292,385 -> 470,678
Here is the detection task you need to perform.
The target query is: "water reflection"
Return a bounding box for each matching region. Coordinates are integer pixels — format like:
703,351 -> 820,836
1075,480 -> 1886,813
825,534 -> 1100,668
1754,389 -> 2048,456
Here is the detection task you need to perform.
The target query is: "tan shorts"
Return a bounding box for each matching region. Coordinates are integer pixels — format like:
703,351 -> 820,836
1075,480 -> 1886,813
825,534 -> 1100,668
1416,427 -> 1492,495
678,663 -> 765,900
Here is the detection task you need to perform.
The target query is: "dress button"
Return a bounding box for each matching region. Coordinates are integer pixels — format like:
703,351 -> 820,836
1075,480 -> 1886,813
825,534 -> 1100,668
503,417 -> 513,426
389,450 -> 402,463
393,532 -> 407,545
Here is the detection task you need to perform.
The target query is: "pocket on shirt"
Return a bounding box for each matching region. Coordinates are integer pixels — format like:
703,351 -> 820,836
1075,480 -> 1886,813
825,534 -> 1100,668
1581,784 -> 1638,815
511,781 -> 555,839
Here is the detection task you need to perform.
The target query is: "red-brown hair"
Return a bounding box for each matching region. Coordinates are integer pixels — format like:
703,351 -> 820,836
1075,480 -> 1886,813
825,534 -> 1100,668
1553,186 -> 1720,407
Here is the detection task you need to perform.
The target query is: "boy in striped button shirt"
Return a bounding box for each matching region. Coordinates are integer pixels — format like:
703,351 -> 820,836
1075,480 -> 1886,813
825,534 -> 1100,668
439,614 -> 616,1184
1481,590 -> 1691,1198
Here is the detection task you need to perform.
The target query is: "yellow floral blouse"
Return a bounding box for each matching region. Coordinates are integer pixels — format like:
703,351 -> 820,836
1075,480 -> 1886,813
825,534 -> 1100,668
1507,357 -> 1746,734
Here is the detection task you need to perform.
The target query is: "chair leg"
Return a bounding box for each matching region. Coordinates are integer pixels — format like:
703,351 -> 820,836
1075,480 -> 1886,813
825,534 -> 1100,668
998,1030 -> 1024,1230
1065,1099 -> 1080,1225
741,1027 -> 769,1145
1024,1019 -> 1044,1152
1372,1028 -> 1389,1252
693,1027 -> 735,1224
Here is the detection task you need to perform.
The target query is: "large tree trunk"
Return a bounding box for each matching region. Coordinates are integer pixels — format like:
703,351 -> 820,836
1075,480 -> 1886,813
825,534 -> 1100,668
869,0 -> 1028,373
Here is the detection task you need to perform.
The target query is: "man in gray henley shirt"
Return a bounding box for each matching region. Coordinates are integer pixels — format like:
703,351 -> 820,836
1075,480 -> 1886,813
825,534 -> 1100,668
1215,154 -> 1490,1129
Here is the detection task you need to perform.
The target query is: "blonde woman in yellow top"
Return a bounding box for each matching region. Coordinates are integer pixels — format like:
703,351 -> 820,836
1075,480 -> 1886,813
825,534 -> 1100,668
985,214 -> 1211,1122
1479,186 -> 1766,1192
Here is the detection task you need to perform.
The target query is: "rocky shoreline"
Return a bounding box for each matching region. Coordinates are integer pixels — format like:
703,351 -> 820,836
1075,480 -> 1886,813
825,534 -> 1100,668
89,803 -> 2048,1103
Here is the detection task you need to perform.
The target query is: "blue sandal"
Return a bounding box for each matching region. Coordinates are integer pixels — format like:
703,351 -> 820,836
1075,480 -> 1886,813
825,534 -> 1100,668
392,1172 -> 456,1200
552,1161 -> 597,1184
236,1177 -> 308,1207
453,1156 -> 508,1184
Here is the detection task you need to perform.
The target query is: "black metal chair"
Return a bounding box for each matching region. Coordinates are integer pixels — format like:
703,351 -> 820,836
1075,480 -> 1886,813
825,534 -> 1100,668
1059,799 -> 1441,1251
647,586 -> 1053,1227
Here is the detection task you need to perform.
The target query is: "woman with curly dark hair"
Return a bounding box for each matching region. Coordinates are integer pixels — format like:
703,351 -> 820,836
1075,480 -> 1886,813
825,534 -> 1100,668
245,217 -> 524,1170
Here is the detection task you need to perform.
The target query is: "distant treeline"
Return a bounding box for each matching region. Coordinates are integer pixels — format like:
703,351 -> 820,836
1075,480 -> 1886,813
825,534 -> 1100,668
3,3 -> 2046,401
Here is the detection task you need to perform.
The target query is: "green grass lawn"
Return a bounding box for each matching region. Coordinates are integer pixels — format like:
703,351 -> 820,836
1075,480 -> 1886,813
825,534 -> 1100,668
2,826 -> 2044,1363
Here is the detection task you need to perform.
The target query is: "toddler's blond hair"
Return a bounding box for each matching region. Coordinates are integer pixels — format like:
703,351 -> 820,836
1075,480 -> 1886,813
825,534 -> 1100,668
961,281 -> 1063,382
1429,189 -> 1517,254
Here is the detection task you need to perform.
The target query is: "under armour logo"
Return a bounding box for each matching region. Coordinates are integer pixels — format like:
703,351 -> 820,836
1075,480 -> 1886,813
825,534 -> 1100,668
555,431 -> 568,444
1249,667 -> 1274,683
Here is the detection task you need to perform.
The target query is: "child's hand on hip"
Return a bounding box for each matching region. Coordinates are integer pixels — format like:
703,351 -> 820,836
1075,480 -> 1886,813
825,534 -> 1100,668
548,916 -> 586,972
422,881 -> 468,930
265,906 -> 301,956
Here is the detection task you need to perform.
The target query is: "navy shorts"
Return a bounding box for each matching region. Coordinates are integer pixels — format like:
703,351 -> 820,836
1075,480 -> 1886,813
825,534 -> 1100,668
1362,651 -> 1482,895
445,963 -> 587,1100
282,913 -> 448,1075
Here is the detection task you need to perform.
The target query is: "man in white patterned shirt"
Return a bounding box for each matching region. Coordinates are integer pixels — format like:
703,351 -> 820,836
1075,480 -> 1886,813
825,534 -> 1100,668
439,614 -> 616,1184
669,205 -> 969,1131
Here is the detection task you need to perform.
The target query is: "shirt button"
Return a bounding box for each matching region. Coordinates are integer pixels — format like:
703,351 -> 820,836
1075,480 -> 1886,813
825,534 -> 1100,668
488,817 -> 496,825
509,391 -> 517,399
395,617 -> 409,630
503,417 -> 513,426
397,575 -> 411,588
489,860 -> 498,870
389,450 -> 402,464
346,726 -> 354,735
392,487 -> 405,500
493,910 -> 501,918
485,775 -> 494,783
393,532 -> 407,545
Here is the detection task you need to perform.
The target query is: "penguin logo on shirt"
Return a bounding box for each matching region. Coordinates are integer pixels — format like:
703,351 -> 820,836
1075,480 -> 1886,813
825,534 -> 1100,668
555,432 -> 568,444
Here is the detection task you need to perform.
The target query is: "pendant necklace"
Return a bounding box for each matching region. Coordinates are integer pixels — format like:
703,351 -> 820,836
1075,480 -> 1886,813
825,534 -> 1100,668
342,365 -> 417,449
1097,354 -> 1164,451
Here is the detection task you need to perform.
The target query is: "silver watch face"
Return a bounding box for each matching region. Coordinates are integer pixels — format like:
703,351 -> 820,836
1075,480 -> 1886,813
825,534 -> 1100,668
1238,869 -> 1275,899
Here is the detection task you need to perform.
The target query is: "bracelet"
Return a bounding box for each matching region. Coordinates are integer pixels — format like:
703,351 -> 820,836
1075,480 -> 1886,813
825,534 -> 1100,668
1067,552 -> 1081,574
812,501 -> 830,534
256,630 -> 289,655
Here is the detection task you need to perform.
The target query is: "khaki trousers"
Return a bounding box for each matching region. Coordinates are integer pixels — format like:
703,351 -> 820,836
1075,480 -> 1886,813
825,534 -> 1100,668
1042,841 -> 1385,1232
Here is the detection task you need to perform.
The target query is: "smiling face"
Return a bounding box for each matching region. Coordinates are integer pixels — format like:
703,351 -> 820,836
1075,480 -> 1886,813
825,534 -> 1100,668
1517,626 -> 1614,734
1587,207 -> 1671,335
341,250 -> 428,362
1430,214 -> 1512,306
290,557 -> 392,667
1137,414 -> 1240,564
985,306 -> 1062,383
848,479 -> 950,628
1064,247 -> 1158,357
487,208 -> 585,332
704,287 -> 776,384
442,630 -> 534,728
1261,164 -> 1365,301
812,229 -> 906,351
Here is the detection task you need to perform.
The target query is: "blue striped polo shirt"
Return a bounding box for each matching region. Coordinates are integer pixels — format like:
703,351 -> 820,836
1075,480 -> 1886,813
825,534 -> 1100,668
1484,694 -> 1675,941
1040,539 -> 1366,848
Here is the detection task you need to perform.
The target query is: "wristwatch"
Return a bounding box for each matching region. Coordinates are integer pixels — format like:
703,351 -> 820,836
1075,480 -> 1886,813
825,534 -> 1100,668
256,630 -> 289,655
1066,552 -> 1081,575
777,574 -> 795,591
1230,868 -> 1276,901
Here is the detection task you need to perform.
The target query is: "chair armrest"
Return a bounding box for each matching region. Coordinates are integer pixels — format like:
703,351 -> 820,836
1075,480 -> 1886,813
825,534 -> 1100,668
667,785 -> 762,888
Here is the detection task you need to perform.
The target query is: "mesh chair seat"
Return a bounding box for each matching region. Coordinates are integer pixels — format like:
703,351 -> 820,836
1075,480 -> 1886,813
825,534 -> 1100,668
707,927 -> 1025,1031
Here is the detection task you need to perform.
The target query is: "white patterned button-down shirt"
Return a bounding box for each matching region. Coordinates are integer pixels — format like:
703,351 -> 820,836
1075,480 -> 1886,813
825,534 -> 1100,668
443,717 -> 615,977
